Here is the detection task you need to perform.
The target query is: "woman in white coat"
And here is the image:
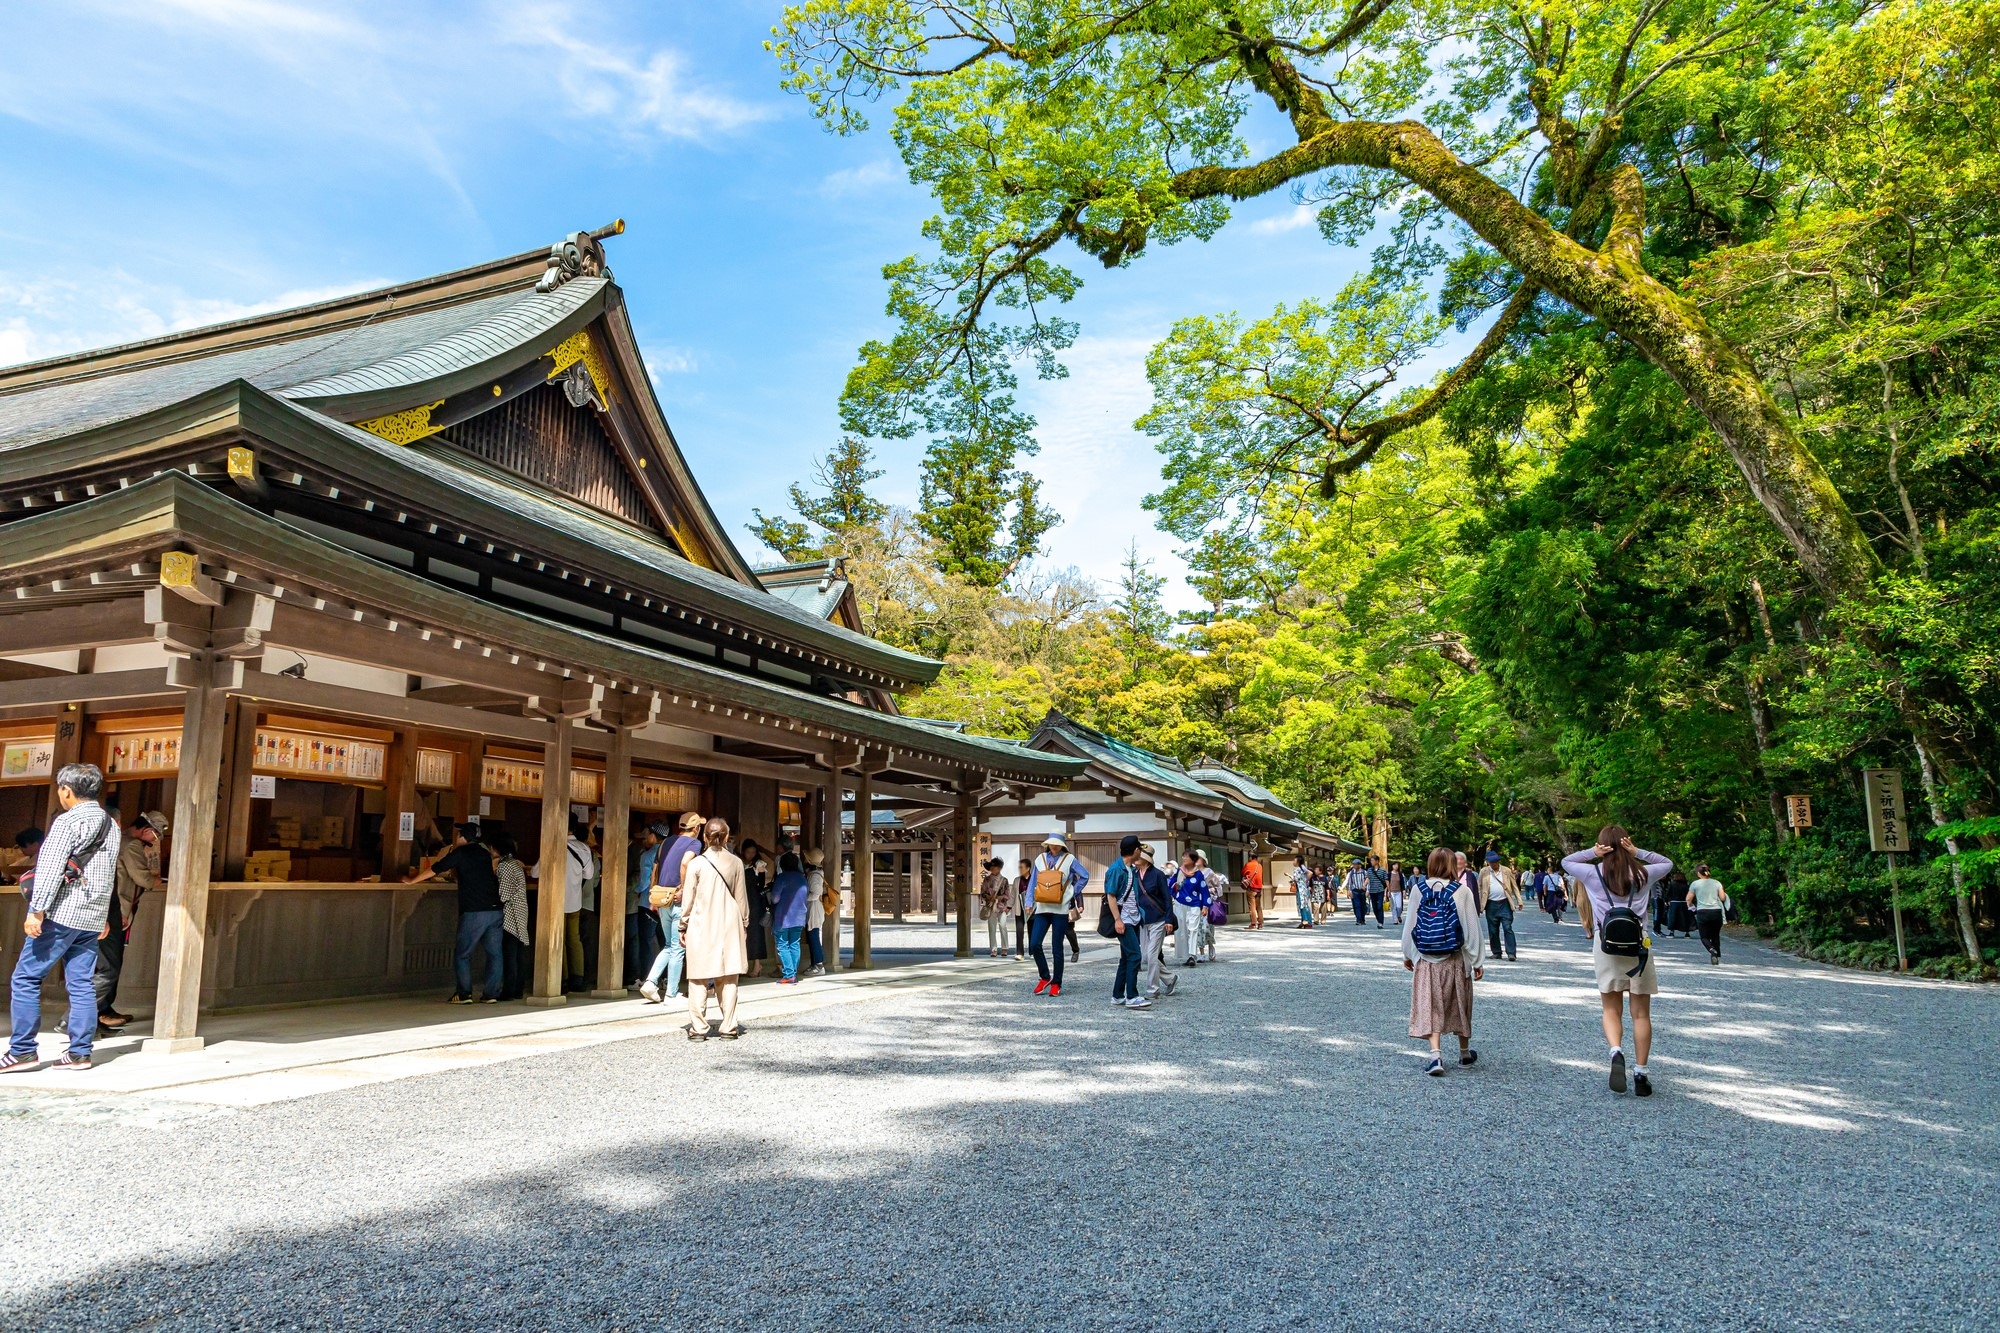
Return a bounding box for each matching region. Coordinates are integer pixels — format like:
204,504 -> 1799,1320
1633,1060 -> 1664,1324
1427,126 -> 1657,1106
677,817 -> 749,1040
1402,846 -> 1485,1076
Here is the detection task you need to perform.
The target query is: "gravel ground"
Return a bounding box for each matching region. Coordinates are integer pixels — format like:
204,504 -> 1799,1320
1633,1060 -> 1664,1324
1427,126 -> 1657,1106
1,910 -> 1994,1332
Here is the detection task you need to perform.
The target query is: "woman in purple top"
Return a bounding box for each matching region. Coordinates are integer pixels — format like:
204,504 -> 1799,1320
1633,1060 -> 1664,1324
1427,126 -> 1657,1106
1564,825 -> 1673,1097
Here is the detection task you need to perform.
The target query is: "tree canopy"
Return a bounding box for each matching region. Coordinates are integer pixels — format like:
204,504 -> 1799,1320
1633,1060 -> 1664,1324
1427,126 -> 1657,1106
770,0 -> 2000,975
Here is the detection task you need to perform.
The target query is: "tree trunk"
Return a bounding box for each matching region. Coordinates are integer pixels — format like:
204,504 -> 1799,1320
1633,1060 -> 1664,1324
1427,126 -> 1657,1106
1916,739 -> 1982,963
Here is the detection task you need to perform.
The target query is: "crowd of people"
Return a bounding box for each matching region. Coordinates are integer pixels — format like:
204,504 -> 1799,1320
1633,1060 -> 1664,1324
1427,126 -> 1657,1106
973,832 -> 1230,1004
3,764 -> 1735,1087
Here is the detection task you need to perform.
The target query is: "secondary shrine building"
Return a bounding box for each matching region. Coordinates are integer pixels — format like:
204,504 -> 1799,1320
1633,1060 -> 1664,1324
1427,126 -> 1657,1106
0,226 -> 1081,1053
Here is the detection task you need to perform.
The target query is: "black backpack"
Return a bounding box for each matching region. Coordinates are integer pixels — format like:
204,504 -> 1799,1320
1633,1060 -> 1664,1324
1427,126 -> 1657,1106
1597,874 -> 1651,977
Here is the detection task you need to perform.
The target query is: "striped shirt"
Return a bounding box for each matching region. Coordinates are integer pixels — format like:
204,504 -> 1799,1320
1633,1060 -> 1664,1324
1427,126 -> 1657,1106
30,800 -> 121,933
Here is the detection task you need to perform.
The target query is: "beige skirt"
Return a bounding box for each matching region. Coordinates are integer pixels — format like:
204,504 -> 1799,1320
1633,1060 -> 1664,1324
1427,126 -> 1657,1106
1593,938 -> 1660,994
1409,956 -> 1473,1039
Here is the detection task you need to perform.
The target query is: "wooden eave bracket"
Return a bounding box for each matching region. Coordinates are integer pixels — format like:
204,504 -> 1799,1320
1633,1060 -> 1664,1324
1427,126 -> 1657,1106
528,680 -> 601,721
595,689 -> 658,731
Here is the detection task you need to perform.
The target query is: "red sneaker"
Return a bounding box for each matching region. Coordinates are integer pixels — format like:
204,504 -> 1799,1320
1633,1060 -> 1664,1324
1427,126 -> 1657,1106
1033,979 -> 1050,995
1048,983 -> 1061,997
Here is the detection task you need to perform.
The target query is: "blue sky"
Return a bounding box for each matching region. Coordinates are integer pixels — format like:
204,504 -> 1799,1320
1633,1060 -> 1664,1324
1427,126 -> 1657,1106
0,1 -> 1451,606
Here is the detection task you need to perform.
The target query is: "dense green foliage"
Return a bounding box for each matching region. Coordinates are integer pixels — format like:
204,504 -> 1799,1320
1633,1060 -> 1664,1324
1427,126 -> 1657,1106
770,0 -> 2000,972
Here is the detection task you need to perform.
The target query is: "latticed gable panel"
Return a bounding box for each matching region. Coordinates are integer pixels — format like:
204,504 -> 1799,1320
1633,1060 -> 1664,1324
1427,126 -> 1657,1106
437,381 -> 660,533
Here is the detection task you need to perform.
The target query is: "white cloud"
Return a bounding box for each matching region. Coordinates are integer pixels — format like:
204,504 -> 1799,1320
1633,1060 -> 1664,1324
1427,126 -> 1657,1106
1014,334 -> 1197,609
505,8 -> 775,141
1248,205 -> 1319,235
645,347 -> 699,377
818,160 -> 901,199
0,272 -> 386,370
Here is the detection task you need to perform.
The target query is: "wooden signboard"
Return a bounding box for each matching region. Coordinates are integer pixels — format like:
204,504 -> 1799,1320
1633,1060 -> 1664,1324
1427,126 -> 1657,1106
253,727 -> 387,783
1785,794 -> 1813,829
415,748 -> 456,790
1862,769 -> 1911,853
104,726 -> 183,776
630,775 -> 706,814
569,768 -> 604,806
0,735 -> 55,783
482,756 -> 545,798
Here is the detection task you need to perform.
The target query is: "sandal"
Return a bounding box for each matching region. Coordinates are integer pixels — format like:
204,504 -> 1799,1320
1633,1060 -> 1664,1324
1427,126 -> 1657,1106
716,1027 -> 742,1040
685,1026 -> 708,1042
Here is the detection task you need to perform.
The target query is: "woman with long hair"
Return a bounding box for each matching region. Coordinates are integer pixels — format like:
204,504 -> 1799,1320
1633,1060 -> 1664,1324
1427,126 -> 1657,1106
1402,847 -> 1483,1076
1564,825 -> 1674,1096
677,817 -> 750,1040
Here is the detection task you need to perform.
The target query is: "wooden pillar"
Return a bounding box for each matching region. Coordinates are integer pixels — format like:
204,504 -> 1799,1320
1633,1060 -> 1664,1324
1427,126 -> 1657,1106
42,704 -> 84,828
953,786 -> 976,959
848,768 -> 872,964
144,657 -> 232,1054
380,727 -> 419,880
528,719 -> 574,1006
593,725 -> 632,996
820,763 -> 842,973
934,846 -> 947,924
892,848 -> 906,922
464,737 -> 487,822
852,767 -> 873,969
217,699 -> 256,881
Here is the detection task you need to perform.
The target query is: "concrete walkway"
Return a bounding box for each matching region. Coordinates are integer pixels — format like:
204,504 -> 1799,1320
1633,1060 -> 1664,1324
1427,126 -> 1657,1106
2,910 -> 1991,1331
1,922 -> 1103,1107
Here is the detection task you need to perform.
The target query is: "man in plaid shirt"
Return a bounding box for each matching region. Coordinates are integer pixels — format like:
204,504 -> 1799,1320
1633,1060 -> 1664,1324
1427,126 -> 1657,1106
3,763 -> 121,1072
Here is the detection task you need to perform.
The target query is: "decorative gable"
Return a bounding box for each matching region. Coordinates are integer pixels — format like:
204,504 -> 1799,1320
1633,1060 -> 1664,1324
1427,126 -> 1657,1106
437,380 -> 660,533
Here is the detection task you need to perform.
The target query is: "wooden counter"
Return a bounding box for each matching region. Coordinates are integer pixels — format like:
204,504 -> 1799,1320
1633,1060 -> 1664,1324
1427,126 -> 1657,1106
1,883 -> 464,1013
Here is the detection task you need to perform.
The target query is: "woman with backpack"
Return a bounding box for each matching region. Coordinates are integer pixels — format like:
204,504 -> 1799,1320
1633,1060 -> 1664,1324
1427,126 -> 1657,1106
1402,847 -> 1483,1076
1565,826 -> 1674,1096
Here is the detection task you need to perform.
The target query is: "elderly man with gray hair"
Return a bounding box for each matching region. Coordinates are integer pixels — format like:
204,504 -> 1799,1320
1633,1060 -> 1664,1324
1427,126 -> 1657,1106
3,763 -> 121,1072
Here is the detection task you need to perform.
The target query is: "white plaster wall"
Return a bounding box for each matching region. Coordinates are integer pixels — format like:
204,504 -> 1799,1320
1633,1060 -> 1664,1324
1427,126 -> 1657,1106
981,815 -> 1058,837
261,651 -> 407,697
3,651 -> 81,671
633,722 -> 715,750
91,642 -> 173,673
1069,812 -> 1165,835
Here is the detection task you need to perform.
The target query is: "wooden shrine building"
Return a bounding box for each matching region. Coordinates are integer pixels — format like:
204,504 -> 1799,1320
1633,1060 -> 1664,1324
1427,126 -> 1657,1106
0,225 -> 1081,1052
971,711 -> 1365,915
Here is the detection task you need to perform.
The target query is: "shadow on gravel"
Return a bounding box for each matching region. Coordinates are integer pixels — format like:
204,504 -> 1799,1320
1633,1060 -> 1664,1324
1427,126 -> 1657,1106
4,918 -> 1996,1333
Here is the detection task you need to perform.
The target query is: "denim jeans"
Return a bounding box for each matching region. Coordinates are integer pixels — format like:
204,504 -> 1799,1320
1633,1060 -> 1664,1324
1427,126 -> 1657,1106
1029,912 -> 1066,985
10,920 -> 100,1059
455,909 -> 504,999
775,926 -> 804,979
646,904 -> 685,993
1296,890 -> 1313,925
805,926 -> 824,968
1111,924 -> 1142,999
1485,900 -> 1517,958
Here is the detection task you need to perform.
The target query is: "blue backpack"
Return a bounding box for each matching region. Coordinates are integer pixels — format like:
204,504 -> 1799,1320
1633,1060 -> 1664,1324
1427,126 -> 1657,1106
1410,876 -> 1462,954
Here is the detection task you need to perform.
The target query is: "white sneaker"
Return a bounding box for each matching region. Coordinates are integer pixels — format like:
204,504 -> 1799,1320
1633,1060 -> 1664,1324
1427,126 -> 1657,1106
1125,996 -> 1152,1009
639,981 -> 662,1004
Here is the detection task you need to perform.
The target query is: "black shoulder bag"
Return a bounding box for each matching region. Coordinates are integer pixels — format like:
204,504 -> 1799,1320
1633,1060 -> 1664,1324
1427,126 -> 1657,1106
41,813 -> 116,917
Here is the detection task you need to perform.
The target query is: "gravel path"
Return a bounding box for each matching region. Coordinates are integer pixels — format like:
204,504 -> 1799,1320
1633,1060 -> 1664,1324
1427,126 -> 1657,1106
1,911 -> 1994,1331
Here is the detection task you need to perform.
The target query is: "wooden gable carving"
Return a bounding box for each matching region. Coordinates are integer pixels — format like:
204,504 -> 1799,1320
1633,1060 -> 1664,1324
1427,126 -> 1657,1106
438,380 -> 660,533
